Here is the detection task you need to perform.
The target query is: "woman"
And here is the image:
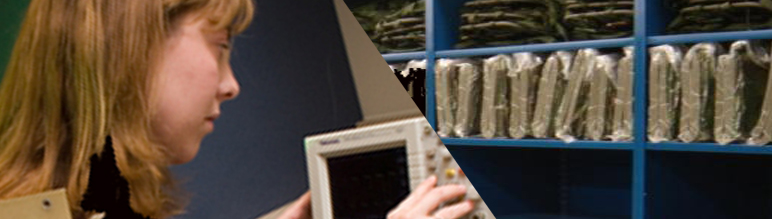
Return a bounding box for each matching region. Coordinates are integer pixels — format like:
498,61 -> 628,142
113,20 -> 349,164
0,0 -> 475,218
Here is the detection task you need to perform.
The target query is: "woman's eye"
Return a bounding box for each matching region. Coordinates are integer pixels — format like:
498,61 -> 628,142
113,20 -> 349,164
219,43 -> 231,50
216,42 -> 231,61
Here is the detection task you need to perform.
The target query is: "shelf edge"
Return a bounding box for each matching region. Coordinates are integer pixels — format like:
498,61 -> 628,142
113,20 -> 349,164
647,142 -> 772,155
649,29 -> 772,45
382,51 -> 427,62
441,138 -> 635,150
436,38 -> 634,58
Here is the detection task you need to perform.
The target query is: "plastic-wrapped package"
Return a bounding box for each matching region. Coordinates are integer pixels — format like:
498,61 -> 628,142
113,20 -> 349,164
648,45 -> 683,143
611,46 -> 634,142
532,51 -> 573,138
716,41 -> 770,145
481,55 -> 512,138
454,62 -> 483,137
748,43 -> 772,145
587,54 -> 619,141
678,43 -> 721,142
509,53 -> 544,139
556,49 -> 599,142
436,59 -> 467,137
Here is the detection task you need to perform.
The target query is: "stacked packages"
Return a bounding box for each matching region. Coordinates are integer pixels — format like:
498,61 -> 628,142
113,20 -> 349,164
667,0 -> 772,34
648,41 -> 772,145
351,0 -> 425,53
456,0 -> 566,48
455,0 -> 634,48
436,47 -> 635,142
562,0 -> 634,40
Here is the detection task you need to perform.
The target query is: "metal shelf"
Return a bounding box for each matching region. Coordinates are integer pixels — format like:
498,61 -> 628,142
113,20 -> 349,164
647,142 -> 772,155
441,137 -> 635,151
381,51 -> 426,62
435,38 -> 634,58
648,29 -> 772,45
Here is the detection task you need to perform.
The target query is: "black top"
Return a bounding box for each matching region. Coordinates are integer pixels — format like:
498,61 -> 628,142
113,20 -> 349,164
80,136 -> 148,219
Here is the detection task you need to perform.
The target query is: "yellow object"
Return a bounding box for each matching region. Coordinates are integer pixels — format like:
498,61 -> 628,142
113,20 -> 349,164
445,168 -> 457,178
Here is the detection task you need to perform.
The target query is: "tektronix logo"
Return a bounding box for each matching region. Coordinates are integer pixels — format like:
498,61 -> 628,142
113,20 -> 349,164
319,139 -> 340,146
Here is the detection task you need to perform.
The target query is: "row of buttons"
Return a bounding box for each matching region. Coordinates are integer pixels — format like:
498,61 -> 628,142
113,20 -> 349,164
425,148 -> 453,160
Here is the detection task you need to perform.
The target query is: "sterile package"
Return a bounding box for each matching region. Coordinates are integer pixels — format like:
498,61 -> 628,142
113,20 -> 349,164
509,52 -> 544,139
678,43 -> 721,142
532,51 -> 573,138
454,61 -> 483,137
435,59 -> 457,137
749,43 -> 772,145
481,54 -> 512,138
611,46 -> 634,142
586,54 -> 620,141
716,40 -> 770,145
648,45 -> 683,143
435,58 -> 475,137
556,49 -> 599,142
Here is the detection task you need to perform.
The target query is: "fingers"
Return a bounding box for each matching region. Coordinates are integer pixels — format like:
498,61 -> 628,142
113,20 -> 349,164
296,191 -> 311,205
390,175 -> 437,214
432,200 -> 475,219
294,191 -> 312,219
289,191 -> 312,211
413,175 -> 439,198
412,184 -> 467,215
279,191 -> 313,219
389,177 -> 474,219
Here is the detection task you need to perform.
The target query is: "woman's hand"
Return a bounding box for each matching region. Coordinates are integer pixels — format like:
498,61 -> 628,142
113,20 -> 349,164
387,175 -> 475,219
277,191 -> 312,219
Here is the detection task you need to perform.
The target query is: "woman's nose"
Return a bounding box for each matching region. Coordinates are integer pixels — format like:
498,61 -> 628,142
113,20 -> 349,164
219,66 -> 240,101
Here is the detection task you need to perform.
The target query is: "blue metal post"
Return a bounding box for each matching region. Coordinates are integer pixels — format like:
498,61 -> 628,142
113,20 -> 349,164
633,0 -> 649,218
425,0 -> 436,129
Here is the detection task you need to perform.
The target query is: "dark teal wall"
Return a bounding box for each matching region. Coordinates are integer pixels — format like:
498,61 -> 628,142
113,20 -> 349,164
0,0 -> 29,79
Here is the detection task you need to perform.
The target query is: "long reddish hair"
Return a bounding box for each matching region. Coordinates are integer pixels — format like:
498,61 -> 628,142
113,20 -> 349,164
0,0 -> 253,218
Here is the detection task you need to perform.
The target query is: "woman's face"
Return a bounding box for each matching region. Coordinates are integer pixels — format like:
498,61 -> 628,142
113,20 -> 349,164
153,14 -> 240,164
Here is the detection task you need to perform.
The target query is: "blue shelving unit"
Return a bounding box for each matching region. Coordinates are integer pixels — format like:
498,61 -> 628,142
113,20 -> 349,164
379,0 -> 772,218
